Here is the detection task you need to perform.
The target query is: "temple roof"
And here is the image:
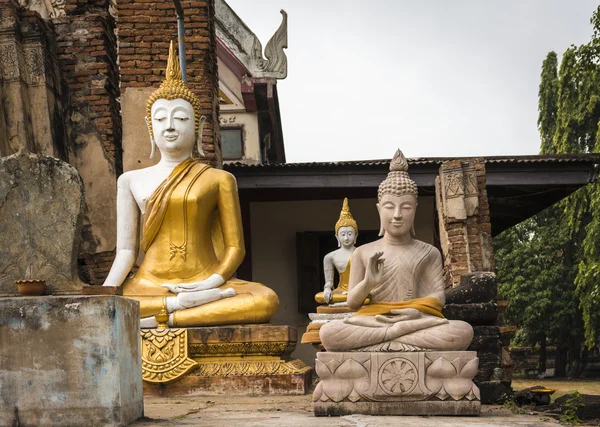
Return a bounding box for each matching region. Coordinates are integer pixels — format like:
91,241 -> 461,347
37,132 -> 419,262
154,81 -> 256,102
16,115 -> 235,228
225,153 -> 600,235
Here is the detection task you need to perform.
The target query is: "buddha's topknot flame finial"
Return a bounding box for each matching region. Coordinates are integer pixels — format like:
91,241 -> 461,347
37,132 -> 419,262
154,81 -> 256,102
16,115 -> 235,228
166,40 -> 182,81
335,198 -> 358,234
146,41 -> 202,139
389,149 -> 409,172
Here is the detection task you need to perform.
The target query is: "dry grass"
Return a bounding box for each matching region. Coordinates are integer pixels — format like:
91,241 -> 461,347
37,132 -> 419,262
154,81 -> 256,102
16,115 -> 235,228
512,377 -> 600,399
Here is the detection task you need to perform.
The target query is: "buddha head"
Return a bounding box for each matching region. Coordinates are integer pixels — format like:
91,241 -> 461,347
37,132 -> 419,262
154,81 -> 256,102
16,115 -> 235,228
145,41 -> 206,159
377,150 -> 418,238
335,198 -> 358,248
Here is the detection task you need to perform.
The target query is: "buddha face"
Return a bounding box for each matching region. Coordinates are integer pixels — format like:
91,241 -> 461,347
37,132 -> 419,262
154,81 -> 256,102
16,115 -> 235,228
336,226 -> 357,249
377,194 -> 417,238
150,98 -> 196,155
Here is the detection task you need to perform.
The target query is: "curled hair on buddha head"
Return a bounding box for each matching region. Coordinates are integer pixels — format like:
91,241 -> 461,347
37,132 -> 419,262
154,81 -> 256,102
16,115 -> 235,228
145,40 -> 206,158
377,149 -> 418,237
377,149 -> 418,201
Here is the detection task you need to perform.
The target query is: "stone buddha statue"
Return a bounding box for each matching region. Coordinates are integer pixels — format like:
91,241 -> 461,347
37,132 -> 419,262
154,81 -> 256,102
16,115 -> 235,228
102,42 -> 278,328
315,198 -> 358,306
319,150 -> 473,352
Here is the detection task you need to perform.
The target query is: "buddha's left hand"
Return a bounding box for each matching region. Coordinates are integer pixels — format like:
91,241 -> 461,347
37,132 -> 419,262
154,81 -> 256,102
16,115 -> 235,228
162,274 -> 225,293
375,308 -> 423,323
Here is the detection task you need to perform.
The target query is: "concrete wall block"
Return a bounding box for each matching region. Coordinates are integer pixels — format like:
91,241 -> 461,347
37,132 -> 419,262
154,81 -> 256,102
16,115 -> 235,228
0,296 -> 143,426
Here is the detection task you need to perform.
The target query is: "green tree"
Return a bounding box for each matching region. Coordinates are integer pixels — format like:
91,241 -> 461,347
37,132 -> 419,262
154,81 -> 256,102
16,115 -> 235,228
495,208 -> 582,375
496,6 -> 600,375
545,6 -> 600,349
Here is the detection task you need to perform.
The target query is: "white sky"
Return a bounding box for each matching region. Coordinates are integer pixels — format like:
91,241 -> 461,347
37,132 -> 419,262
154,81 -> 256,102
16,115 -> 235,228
226,0 -> 598,163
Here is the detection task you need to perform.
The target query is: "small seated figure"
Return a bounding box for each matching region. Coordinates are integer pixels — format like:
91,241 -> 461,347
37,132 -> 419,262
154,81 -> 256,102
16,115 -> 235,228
102,42 -> 278,328
319,150 -> 473,352
314,198 -> 358,306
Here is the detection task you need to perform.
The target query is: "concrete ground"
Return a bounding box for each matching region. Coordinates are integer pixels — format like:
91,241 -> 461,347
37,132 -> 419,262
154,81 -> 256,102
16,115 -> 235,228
134,395 -> 564,426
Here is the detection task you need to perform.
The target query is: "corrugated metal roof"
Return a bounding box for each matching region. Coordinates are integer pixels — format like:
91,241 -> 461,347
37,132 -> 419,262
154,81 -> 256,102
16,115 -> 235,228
224,153 -> 600,170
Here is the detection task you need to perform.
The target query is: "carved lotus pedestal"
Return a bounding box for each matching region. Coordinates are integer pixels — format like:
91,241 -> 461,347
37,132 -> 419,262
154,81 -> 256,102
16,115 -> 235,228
141,325 -> 312,396
313,351 -> 480,416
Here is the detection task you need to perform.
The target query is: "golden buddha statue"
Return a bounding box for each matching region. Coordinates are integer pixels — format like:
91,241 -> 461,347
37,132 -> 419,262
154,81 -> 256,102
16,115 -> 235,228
319,150 -> 473,352
102,42 -> 278,328
314,198 -> 358,305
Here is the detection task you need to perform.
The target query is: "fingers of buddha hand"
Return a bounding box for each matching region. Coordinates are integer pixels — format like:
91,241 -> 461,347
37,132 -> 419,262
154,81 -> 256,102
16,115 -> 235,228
161,284 -> 182,293
389,308 -> 422,320
387,316 -> 448,337
161,282 -> 204,293
176,288 -> 223,308
374,308 -> 420,324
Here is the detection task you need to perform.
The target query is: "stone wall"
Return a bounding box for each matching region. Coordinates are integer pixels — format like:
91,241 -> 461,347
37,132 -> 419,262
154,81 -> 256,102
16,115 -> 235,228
0,0 -> 67,159
436,158 -> 494,288
118,0 -> 222,168
53,0 -> 122,258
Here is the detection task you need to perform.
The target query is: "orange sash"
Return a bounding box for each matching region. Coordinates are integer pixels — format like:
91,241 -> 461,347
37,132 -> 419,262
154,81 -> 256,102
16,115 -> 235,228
141,158 -> 210,252
353,296 -> 444,318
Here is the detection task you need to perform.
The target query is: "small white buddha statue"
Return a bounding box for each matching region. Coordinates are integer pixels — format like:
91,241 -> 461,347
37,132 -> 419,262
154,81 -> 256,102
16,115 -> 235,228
319,150 -> 473,352
102,42 -> 278,328
315,198 -> 358,306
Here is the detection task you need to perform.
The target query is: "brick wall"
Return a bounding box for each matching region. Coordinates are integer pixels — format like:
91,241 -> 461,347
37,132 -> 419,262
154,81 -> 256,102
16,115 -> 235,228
53,0 -> 122,170
53,0 -> 122,276
436,158 -> 494,288
118,0 -> 221,166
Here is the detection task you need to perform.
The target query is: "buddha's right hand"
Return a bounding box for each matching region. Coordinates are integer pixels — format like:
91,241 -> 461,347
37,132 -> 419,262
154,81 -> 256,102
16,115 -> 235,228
323,283 -> 333,303
365,252 -> 385,288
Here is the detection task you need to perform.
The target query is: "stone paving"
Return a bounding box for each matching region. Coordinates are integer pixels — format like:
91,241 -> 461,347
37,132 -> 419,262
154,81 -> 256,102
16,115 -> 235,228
134,395 -> 563,426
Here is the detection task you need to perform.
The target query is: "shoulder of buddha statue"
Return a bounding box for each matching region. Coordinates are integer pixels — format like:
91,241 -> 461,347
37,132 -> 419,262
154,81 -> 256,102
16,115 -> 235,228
116,169 -> 135,188
205,167 -> 238,186
352,240 -> 383,262
412,240 -> 443,270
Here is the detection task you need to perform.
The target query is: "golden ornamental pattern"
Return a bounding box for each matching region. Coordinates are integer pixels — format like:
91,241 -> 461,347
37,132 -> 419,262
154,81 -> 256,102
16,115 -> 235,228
188,341 -> 294,357
141,328 -> 198,383
190,359 -> 311,377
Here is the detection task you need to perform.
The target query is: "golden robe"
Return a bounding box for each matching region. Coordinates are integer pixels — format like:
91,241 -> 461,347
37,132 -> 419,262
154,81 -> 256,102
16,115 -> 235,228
315,255 -> 352,304
123,158 -> 279,327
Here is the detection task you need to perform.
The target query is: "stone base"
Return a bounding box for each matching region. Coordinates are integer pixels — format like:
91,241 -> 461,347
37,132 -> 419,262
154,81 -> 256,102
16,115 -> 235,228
142,325 -> 312,396
314,400 -> 481,416
316,305 -> 354,314
0,296 -> 143,426
313,351 -> 480,416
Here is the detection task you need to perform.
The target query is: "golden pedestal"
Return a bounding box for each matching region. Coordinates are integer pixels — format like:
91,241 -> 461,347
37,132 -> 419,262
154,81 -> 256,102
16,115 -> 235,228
141,325 -> 312,396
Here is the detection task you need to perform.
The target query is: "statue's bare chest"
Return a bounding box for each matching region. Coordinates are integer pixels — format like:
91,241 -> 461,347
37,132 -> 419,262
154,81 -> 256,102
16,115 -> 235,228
129,170 -> 169,214
331,249 -> 353,273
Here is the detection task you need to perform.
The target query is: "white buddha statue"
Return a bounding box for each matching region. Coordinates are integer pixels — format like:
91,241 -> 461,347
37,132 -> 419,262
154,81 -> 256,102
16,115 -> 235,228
102,42 -> 278,328
319,150 -> 473,352
315,198 -> 358,306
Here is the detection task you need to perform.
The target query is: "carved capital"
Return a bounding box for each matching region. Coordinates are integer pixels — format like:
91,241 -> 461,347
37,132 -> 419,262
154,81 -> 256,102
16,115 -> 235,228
18,0 -> 66,20
23,44 -> 45,85
0,42 -> 21,81
440,163 -> 467,221
462,163 -> 479,216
